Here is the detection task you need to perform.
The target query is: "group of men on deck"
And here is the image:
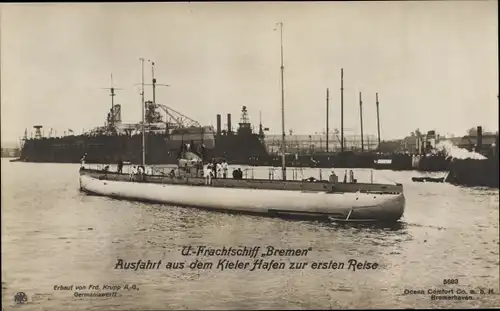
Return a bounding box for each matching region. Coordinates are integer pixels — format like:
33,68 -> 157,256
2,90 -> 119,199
203,159 -> 244,185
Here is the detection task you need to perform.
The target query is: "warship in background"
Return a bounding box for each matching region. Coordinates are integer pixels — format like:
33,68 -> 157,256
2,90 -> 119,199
18,63 -> 271,165
19,105 -> 270,166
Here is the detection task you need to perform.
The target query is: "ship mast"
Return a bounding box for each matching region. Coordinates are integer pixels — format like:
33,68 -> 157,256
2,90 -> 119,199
340,68 -> 344,153
110,74 -> 115,122
151,61 -> 156,106
101,73 -> 122,130
359,91 -> 364,152
326,88 -> 329,152
376,93 -> 381,151
151,61 -> 158,134
148,60 -> 171,105
140,57 -> 146,166
276,21 -> 286,181
258,110 -> 264,137
146,60 -> 170,133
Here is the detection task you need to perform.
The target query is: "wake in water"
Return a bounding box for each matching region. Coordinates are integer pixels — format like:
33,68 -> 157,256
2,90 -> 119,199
435,141 -> 487,160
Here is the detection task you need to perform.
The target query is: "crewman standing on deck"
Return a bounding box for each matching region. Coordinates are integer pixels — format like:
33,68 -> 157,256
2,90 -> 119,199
204,163 -> 212,185
117,158 -> 123,173
130,166 -> 137,181
216,162 -> 222,178
211,159 -> 217,179
80,153 -> 87,168
329,170 -> 338,183
221,160 -> 228,178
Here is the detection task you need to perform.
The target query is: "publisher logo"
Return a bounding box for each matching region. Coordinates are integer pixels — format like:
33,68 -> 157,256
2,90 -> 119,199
14,292 -> 28,304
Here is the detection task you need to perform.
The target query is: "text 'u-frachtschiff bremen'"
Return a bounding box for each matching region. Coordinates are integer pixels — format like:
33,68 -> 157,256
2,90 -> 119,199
180,246 -> 312,258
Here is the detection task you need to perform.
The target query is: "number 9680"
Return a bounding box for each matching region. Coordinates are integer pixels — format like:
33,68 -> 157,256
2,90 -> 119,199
443,279 -> 459,285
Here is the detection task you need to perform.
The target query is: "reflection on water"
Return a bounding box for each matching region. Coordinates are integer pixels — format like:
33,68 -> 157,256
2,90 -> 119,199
1,159 -> 499,310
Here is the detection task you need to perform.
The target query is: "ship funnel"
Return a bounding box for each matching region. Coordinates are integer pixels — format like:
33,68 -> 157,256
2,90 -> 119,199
227,113 -> 232,134
476,126 -> 483,153
216,114 -> 222,135
427,130 -> 436,149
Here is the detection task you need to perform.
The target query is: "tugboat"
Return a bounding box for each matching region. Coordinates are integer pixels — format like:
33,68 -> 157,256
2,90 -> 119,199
79,26 -> 406,223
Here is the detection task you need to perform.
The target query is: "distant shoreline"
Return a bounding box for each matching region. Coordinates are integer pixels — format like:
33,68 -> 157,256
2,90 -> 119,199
1,147 -> 21,158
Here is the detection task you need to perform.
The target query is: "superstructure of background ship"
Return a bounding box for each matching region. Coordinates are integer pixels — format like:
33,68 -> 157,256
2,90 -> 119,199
19,63 -> 270,166
20,103 -> 272,166
18,65 -> 382,168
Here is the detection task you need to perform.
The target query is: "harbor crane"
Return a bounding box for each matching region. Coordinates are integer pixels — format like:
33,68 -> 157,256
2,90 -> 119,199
141,60 -> 201,129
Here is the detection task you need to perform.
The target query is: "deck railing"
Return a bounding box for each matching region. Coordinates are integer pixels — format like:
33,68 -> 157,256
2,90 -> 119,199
82,163 -> 376,184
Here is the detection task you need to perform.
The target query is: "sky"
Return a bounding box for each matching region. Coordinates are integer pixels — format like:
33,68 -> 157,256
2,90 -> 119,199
1,1 -> 498,146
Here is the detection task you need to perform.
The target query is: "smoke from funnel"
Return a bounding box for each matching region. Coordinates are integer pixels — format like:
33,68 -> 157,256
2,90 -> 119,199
436,141 -> 487,160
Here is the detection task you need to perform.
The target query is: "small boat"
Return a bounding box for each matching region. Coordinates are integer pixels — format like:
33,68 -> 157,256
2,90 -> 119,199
79,35 -> 406,223
411,176 -> 445,183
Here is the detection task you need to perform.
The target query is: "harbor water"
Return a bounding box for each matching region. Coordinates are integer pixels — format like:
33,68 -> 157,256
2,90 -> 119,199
1,158 -> 499,309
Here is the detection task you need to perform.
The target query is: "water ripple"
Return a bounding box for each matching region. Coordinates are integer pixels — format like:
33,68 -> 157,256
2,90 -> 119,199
1,160 -> 498,309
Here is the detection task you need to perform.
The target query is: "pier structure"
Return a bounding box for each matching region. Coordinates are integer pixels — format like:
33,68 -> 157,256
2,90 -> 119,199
264,133 -> 378,155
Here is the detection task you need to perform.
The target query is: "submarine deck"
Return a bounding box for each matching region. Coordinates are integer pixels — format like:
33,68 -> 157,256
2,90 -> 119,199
80,168 -> 403,195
